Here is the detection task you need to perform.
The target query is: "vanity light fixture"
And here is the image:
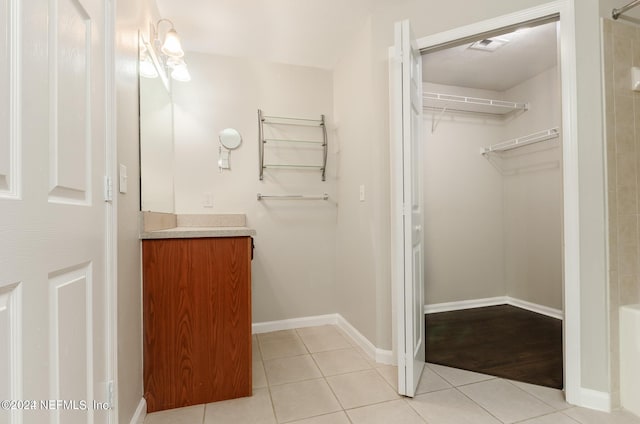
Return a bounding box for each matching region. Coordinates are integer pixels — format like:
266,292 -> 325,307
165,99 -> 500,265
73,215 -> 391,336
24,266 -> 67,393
149,18 -> 191,82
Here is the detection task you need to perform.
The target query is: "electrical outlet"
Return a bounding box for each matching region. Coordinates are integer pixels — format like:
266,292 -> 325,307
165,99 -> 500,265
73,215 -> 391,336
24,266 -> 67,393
203,192 -> 214,208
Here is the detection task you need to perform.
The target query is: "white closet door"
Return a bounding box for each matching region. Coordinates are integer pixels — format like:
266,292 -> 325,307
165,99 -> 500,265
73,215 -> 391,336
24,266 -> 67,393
0,0 -> 112,422
393,18 -> 425,398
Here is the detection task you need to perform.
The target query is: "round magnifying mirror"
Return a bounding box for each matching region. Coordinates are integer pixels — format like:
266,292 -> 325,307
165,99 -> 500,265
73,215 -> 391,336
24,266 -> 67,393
219,128 -> 242,150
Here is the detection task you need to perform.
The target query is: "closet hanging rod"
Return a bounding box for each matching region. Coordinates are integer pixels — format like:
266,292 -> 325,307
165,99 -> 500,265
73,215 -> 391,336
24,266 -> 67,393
613,0 -> 640,19
481,127 -> 559,155
257,193 -> 329,201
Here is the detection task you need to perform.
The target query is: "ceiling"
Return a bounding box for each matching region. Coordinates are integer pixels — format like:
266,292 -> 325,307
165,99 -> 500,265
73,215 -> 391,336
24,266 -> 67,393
422,21 -> 558,92
155,0 -> 374,70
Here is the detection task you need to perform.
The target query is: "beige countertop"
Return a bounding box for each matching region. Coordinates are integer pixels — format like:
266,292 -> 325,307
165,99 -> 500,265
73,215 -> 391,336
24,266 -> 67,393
139,212 -> 256,240
140,226 -> 256,239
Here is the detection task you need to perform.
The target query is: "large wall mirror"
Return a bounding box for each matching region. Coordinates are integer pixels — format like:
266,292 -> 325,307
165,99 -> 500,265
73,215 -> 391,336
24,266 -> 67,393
139,33 -> 175,213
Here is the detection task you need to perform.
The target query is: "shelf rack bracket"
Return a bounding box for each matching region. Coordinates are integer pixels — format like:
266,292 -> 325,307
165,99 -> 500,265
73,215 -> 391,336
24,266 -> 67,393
431,106 -> 448,133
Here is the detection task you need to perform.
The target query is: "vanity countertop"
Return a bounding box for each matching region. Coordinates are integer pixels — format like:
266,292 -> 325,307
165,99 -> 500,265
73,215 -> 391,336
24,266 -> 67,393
139,212 -> 256,240
140,226 -> 256,239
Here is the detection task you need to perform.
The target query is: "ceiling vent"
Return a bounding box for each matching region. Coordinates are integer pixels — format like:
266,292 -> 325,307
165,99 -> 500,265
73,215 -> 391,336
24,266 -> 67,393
468,37 -> 509,52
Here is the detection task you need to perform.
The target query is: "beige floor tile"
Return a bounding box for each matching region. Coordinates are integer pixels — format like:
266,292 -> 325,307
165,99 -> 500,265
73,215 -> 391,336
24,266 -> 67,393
407,388 -> 501,424
297,326 -> 352,353
564,407 -> 640,424
347,399 -> 425,424
287,411 -> 351,424
313,348 -> 371,376
326,369 -> 398,409
510,380 -> 570,410
264,354 -> 322,386
145,404 -> 205,424
259,338 -> 308,360
458,379 -> 555,423
519,412 -> 581,424
427,363 -> 495,386
203,388 -> 275,424
270,378 -> 342,423
257,329 -> 301,343
416,366 -> 452,394
253,359 -> 268,388
350,346 -> 376,366
375,365 -> 398,391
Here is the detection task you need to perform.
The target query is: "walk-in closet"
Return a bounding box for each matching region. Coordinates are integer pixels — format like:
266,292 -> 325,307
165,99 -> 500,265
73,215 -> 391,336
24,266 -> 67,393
421,20 -> 564,389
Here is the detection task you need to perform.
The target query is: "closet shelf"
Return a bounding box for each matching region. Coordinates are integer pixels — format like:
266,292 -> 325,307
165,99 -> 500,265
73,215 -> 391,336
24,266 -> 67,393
481,128 -> 560,155
423,92 -> 529,116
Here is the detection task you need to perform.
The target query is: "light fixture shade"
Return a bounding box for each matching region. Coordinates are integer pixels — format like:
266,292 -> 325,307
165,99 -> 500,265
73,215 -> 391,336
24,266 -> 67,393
161,28 -> 184,58
140,57 -> 159,78
171,64 -> 191,82
166,56 -> 186,69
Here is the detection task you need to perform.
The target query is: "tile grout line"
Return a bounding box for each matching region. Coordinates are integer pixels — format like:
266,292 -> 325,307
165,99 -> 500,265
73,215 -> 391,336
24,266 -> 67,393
453,385 -> 508,424
503,379 -> 570,412
257,335 -> 281,424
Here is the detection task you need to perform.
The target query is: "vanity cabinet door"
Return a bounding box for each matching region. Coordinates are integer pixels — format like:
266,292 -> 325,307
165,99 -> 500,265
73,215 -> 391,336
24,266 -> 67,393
142,236 -> 252,412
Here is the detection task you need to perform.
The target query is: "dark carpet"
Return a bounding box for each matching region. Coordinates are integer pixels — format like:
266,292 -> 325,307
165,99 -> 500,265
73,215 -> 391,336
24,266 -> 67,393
425,304 -> 563,389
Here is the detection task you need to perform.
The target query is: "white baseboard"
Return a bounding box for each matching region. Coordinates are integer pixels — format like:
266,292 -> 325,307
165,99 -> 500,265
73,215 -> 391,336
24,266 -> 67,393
506,297 -> 564,320
252,313 -> 394,365
130,398 -> 146,424
579,388 -> 611,412
424,296 -> 564,320
335,315 -> 394,365
424,296 -> 507,314
252,314 -> 338,334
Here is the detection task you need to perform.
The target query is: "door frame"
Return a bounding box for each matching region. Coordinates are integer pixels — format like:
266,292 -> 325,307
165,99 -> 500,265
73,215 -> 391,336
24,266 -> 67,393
104,0 -> 118,420
390,0 -> 582,406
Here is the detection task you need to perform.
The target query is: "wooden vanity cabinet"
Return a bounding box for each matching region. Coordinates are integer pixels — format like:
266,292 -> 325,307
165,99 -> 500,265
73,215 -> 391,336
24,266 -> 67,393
142,236 -> 252,412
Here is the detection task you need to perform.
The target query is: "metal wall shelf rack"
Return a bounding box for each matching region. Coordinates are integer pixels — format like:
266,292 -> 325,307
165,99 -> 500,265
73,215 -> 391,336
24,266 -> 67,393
424,92 -> 529,133
258,109 -> 328,181
481,127 -> 560,155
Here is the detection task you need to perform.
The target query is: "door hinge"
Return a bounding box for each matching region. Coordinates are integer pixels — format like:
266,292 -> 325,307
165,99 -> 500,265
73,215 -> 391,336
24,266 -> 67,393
104,176 -> 113,202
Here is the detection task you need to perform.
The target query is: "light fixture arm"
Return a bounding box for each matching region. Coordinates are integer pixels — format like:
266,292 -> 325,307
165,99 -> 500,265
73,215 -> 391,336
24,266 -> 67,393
150,18 -> 175,45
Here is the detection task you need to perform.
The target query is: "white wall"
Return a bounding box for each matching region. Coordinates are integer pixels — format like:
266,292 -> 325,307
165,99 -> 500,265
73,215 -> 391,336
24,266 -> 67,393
115,0 -> 158,422
422,66 -> 563,312
503,66 -> 563,310
333,17 -> 378,344
171,52 -> 338,323
423,83 -> 506,305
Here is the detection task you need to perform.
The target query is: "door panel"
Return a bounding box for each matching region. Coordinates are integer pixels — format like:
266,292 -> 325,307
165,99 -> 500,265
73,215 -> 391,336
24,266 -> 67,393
0,0 -> 110,423
49,0 -> 91,204
0,283 -> 20,424
0,0 -> 18,198
393,19 -> 425,397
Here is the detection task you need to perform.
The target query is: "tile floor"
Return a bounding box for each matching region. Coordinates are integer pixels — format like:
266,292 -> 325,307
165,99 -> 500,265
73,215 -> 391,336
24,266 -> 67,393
144,325 -> 640,424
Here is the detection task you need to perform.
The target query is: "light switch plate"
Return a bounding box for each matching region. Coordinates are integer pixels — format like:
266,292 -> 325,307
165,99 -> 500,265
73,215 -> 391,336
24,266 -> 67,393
119,164 -> 128,194
359,184 -> 365,201
633,67 -> 640,92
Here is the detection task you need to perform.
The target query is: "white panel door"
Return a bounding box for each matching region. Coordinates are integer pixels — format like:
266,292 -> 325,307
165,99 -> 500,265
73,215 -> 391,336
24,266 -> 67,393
393,19 -> 425,398
0,0 -> 111,423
